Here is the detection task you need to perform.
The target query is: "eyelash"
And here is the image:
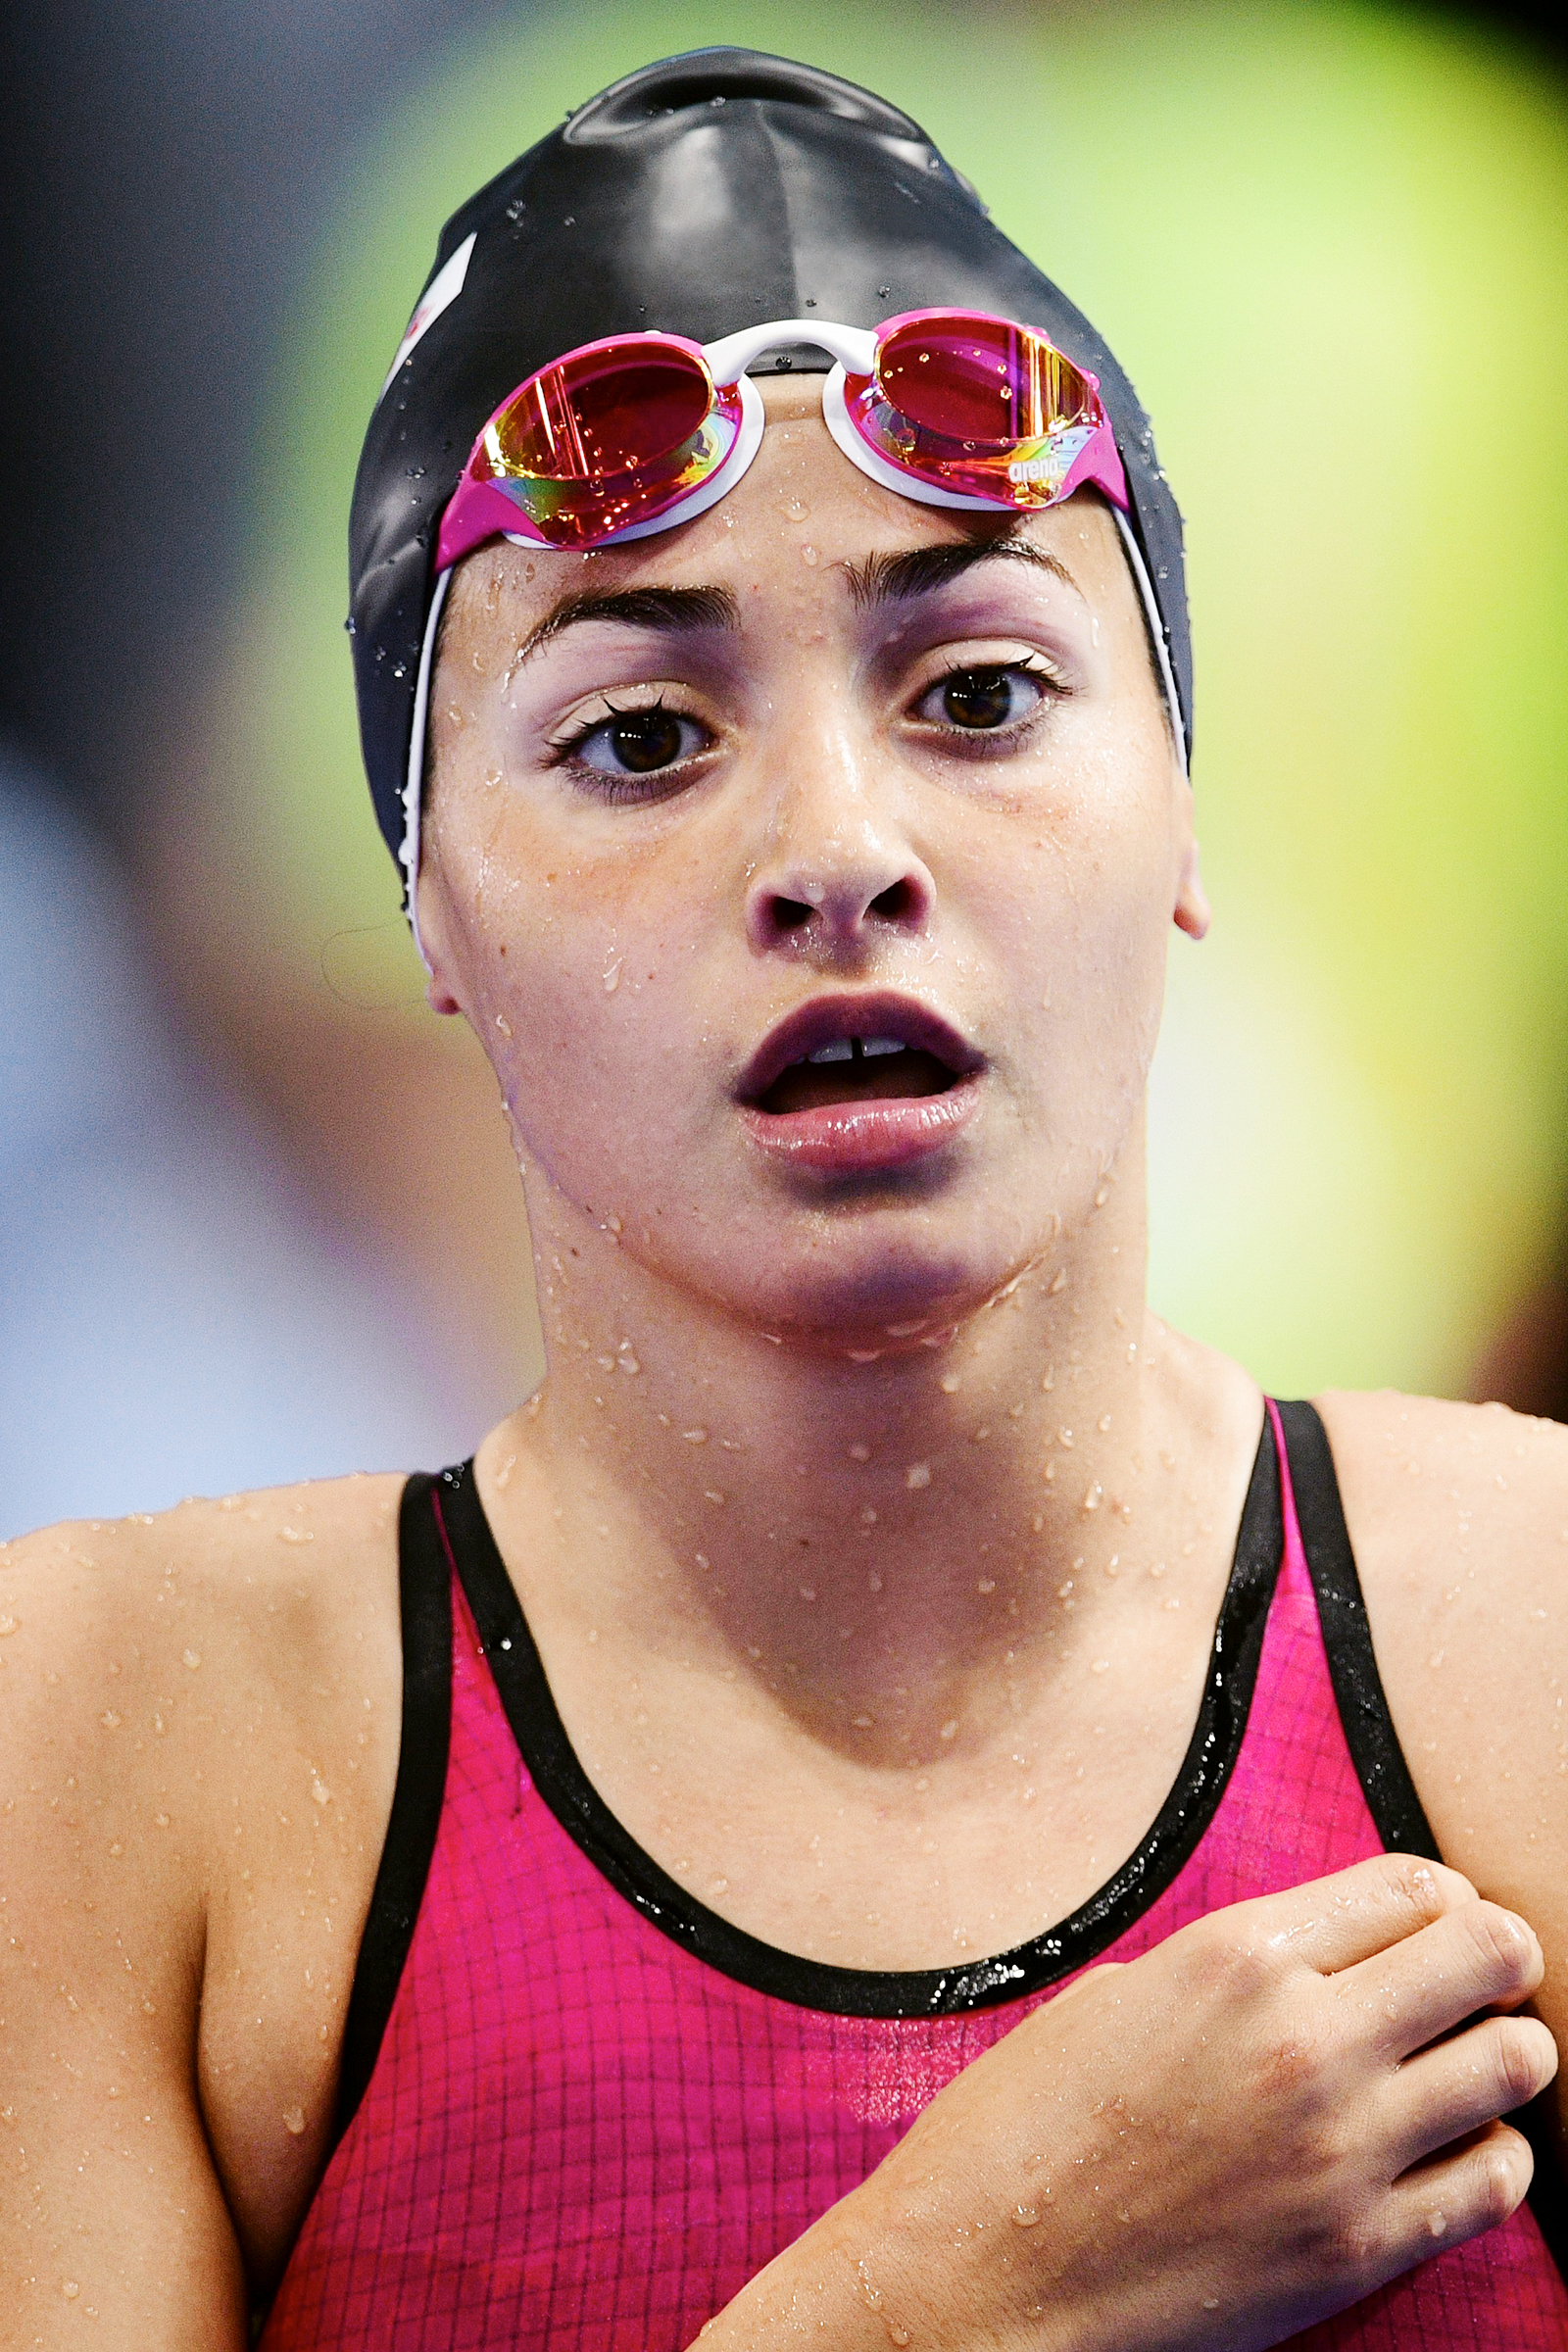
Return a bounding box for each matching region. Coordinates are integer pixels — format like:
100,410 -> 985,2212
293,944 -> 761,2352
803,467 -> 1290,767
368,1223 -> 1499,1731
544,655 -> 1066,799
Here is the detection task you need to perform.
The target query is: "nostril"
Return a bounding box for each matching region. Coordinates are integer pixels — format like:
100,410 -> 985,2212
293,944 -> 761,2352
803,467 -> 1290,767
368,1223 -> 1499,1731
770,897 -> 814,934
870,877 -> 919,924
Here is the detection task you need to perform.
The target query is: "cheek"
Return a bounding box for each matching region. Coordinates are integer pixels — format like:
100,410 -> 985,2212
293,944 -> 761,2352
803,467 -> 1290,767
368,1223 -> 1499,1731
442,802 -> 728,1178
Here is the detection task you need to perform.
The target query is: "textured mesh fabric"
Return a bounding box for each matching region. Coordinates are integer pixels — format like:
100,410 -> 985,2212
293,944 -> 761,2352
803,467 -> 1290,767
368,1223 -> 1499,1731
261,1419 -> 1568,2348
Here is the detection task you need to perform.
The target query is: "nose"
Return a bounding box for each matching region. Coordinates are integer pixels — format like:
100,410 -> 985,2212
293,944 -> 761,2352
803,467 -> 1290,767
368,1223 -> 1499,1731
745,824 -> 935,957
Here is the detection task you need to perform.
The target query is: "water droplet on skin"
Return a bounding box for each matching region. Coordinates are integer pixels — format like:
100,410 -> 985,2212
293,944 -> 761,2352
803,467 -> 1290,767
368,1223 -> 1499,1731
155,1813 -> 170,1829
312,1778 -> 332,1807
852,1713 -> 875,1728
799,1586 -> 816,1602
183,1650 -> 202,1670
603,958 -> 621,993
939,1718 -> 958,1740
682,1428 -> 709,1444
801,544 -> 819,565
885,2327 -> 911,2347
1049,1268 -> 1067,1294
1150,1562 -> 1166,1579
1429,2209 -> 1448,2236
849,1443 -> 870,1461
1057,1428 -> 1074,1448
100,1711 -> 122,1730
783,496 -> 808,520
906,1462 -> 931,1491
0,1615 -> 17,1636
977,1578 -> 996,1594
1032,1513 -> 1046,1533
710,1876 -> 729,1894
495,1013 -> 514,1038
279,1525 -> 314,1545
1091,1659 -> 1109,1675
495,1452 -> 517,1490
1202,2298 -> 1220,2311
283,2105 -> 307,2136
616,1346 -> 641,1375
1082,1486 -> 1102,1513
867,1571 -> 883,1592
704,1491 -> 726,1505
861,1506 -> 878,1526
1012,2204 -> 1041,2227
63,2280 -> 80,2299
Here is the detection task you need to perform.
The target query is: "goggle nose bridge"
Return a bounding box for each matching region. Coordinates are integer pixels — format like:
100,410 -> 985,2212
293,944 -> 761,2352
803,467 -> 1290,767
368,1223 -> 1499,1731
702,318 -> 878,385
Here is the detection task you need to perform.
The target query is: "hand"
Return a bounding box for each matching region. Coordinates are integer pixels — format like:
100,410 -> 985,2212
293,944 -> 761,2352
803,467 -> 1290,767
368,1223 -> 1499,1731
700,1854 -> 1556,2351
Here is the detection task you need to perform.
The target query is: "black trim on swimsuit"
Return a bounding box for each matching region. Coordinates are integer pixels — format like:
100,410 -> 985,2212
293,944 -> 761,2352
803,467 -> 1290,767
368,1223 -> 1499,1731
430,1420 -> 1283,2018
1275,1399 -> 1568,2282
1274,1401 -> 1438,1857
332,1471 -> 454,2147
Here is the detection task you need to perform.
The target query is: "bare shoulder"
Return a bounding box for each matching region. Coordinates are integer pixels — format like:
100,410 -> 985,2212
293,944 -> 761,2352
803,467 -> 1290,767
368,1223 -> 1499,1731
1315,1391 -> 1568,2110
0,1469 -> 406,1784
0,1472 -> 408,2300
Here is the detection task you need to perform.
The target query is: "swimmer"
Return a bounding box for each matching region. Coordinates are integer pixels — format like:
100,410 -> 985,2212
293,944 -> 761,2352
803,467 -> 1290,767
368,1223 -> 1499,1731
3,50 -> 1565,2351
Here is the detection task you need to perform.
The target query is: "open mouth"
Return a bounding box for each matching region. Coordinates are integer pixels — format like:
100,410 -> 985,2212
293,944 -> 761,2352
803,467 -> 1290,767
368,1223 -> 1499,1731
737,993 -> 985,1120
758,1035 -> 959,1116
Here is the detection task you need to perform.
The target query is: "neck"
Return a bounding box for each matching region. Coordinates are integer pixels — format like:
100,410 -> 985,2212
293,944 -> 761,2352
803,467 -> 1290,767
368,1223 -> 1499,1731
490,1125 -> 1225,1762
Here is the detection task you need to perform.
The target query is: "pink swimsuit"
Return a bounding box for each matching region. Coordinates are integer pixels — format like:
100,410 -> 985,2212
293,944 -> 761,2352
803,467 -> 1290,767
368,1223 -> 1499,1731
261,1401 -> 1568,2347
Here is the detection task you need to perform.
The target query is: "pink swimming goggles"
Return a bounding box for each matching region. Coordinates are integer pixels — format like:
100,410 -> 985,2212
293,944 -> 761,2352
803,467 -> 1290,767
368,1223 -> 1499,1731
434,307 -> 1130,567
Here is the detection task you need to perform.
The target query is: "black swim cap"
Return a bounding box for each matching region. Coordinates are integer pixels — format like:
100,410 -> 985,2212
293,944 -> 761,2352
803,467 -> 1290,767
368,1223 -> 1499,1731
349,47 -> 1192,885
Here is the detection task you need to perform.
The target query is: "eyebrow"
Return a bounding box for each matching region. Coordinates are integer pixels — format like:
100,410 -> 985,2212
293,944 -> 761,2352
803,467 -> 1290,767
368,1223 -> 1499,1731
845,539 -> 1081,608
514,583 -> 740,665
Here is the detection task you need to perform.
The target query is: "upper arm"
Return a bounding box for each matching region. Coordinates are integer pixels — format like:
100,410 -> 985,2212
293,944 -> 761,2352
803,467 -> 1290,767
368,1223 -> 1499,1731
1317,1391 -> 1568,2146
0,1521 -> 248,2348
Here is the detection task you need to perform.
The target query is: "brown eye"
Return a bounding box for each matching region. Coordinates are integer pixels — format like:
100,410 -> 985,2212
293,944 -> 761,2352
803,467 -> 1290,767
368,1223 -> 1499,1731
573,706 -> 708,777
927,666 -> 1043,730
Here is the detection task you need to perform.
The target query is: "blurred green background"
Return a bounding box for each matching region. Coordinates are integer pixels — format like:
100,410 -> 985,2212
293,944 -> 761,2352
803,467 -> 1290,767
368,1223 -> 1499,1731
208,0 -> 1568,1405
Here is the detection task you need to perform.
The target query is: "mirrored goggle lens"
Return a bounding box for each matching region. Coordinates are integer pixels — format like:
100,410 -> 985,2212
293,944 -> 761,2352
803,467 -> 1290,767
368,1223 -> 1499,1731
853,316 -> 1106,506
475,341 -> 740,548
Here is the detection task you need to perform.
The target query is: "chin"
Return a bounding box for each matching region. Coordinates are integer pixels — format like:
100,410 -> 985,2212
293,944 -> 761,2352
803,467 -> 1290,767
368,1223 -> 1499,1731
704,1219 -> 1019,1350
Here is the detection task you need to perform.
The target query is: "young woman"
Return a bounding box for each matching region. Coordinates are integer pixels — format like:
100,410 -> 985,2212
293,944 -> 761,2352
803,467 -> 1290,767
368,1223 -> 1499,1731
3,49 -> 1566,2352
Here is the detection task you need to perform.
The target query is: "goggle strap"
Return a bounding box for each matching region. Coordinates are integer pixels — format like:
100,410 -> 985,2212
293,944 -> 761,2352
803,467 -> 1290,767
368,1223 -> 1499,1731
1110,505 -> 1188,776
403,563 -> 453,962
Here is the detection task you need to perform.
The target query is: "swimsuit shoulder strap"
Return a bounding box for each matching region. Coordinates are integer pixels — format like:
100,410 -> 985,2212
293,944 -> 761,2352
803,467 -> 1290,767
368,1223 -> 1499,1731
1271,1398 -> 1437,1856
332,1468 -> 455,2142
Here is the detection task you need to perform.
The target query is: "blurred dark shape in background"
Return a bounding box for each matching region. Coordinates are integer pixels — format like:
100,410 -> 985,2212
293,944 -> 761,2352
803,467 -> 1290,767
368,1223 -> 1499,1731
0,0 -> 499,825
3,0 -> 1567,1534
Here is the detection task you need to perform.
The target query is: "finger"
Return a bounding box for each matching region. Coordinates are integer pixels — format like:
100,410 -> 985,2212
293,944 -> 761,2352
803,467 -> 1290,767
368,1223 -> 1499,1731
1387,2015 -> 1558,2169
1380,2120 -> 1535,2267
1336,1900 -> 1544,2062
1237,1854 -> 1479,1976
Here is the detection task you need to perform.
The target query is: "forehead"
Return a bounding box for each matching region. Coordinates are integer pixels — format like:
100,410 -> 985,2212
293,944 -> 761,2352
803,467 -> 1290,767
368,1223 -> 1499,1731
443,375 -> 1137,650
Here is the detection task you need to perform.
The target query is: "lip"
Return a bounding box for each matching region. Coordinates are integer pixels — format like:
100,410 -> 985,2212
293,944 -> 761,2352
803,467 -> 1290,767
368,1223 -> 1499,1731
735,990 -> 987,1175
736,991 -> 986,1102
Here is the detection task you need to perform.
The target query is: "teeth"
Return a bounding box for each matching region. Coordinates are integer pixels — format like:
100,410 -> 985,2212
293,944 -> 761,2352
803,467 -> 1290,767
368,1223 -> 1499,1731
800,1035 -> 909,1068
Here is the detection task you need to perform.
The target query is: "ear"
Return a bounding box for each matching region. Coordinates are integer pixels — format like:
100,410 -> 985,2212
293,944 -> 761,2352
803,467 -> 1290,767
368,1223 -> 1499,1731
1172,781 -> 1210,941
414,859 -> 465,1016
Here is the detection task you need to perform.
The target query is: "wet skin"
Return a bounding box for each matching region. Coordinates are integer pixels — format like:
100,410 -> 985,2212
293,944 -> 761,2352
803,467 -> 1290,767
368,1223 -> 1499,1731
2,380 -> 1567,2344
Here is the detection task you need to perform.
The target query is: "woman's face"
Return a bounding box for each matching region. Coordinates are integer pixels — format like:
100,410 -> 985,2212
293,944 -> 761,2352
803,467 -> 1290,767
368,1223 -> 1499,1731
418,379 -> 1202,1346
